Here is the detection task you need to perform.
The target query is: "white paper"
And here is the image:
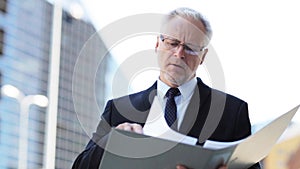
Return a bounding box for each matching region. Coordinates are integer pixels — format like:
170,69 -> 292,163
227,104 -> 300,169
143,96 -> 197,145
203,139 -> 245,150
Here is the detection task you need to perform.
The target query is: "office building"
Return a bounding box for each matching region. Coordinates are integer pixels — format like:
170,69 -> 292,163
0,0 -> 109,168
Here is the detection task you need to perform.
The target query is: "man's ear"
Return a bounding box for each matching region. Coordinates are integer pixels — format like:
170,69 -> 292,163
199,48 -> 208,65
155,36 -> 159,52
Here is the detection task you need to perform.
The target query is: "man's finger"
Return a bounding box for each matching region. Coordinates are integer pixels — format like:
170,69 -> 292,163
123,125 -> 132,131
217,165 -> 228,169
116,122 -> 143,133
176,164 -> 187,169
131,123 -> 143,134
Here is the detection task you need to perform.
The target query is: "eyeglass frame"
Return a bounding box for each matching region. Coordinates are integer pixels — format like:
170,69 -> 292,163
159,34 -> 207,56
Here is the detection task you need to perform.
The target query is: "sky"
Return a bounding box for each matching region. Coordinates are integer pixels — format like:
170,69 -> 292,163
75,0 -> 300,125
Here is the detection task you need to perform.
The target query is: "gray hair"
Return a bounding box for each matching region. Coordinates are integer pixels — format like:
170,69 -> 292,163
164,7 -> 213,42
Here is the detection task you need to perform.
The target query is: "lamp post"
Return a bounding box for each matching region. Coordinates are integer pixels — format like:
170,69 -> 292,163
1,84 -> 48,169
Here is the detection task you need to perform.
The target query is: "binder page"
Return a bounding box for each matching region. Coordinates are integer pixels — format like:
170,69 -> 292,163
228,105 -> 299,169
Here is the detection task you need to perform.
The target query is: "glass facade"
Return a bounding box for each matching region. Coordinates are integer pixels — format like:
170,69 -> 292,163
0,0 -> 109,168
55,11 -> 108,169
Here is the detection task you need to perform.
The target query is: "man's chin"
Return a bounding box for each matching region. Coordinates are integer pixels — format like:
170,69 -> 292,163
165,75 -> 186,87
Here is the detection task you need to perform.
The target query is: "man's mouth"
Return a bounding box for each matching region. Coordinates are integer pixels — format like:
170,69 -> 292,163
169,63 -> 184,69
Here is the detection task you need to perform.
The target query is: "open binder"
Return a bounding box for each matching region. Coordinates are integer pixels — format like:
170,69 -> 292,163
99,105 -> 299,169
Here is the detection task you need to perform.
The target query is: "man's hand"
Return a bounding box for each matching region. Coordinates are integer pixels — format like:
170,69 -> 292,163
116,122 -> 143,134
176,164 -> 227,169
287,145 -> 300,169
217,165 -> 228,169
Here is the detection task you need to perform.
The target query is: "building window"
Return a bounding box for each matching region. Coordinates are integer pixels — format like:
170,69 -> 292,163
0,0 -> 7,13
0,29 -> 3,55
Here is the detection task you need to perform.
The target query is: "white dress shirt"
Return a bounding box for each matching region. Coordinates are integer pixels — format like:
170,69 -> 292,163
157,77 -> 197,129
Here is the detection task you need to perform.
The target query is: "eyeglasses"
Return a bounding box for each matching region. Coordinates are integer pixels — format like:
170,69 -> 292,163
159,35 -> 206,56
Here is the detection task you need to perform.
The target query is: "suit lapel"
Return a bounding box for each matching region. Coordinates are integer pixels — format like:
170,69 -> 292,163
179,78 -> 211,143
178,78 -> 227,144
141,82 -> 157,110
133,82 -> 157,126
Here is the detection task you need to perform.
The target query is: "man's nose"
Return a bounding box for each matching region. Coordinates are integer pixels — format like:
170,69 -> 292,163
174,45 -> 185,59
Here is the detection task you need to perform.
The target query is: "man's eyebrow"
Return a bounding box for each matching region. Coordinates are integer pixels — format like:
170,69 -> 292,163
168,37 -> 199,48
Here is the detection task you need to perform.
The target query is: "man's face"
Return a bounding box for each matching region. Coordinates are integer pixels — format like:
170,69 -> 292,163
156,16 -> 208,87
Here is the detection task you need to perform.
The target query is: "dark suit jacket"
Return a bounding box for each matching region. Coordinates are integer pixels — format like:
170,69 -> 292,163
72,78 -> 261,169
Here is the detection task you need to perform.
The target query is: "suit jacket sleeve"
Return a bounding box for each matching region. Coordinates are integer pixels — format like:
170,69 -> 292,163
72,85 -> 152,169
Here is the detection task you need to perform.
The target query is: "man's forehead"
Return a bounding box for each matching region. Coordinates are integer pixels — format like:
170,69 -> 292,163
160,16 -> 208,44
162,17 -> 206,34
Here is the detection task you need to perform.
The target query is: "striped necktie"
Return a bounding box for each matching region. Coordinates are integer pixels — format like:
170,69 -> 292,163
164,88 -> 181,128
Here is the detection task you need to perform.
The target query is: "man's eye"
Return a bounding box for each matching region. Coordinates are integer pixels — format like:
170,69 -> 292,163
169,43 -> 178,47
166,40 -> 178,47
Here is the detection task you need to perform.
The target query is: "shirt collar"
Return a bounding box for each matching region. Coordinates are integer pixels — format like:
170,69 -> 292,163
157,77 -> 197,101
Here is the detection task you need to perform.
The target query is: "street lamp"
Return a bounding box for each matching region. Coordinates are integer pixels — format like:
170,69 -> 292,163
1,84 -> 48,169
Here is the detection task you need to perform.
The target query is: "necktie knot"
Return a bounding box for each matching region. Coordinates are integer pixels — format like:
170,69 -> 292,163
166,88 -> 180,98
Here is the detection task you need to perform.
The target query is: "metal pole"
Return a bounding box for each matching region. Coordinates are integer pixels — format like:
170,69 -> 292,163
2,85 -> 48,169
17,96 -> 32,169
43,1 -> 62,169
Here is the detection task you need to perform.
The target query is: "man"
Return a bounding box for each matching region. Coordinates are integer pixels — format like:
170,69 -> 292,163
72,7 -> 260,169
288,145 -> 300,169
